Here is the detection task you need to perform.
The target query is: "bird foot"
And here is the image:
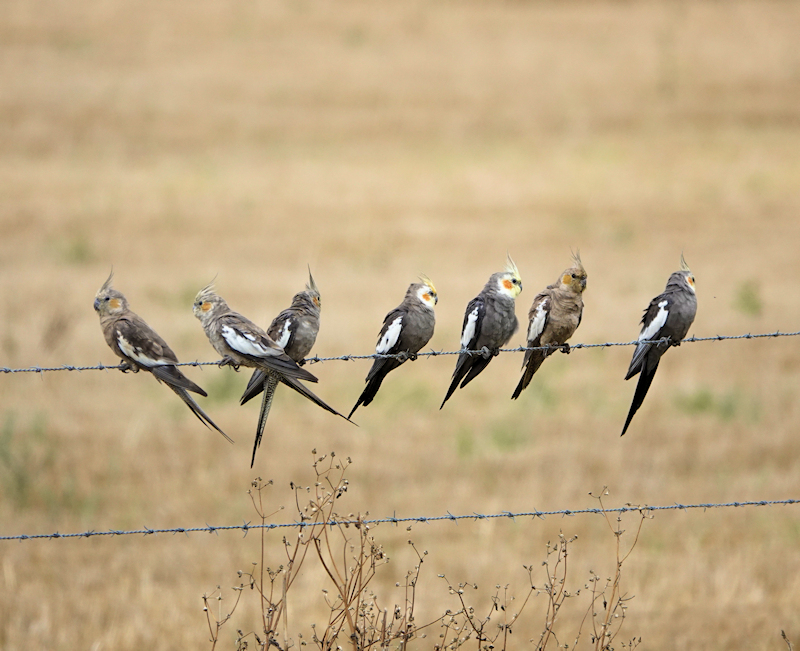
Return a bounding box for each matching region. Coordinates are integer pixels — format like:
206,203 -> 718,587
118,361 -> 134,373
218,356 -> 240,371
408,352 -> 418,361
490,347 -> 500,358
476,346 -> 492,359
559,343 -> 571,355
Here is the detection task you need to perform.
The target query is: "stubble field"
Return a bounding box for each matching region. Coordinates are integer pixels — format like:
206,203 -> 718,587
2,1 -> 800,649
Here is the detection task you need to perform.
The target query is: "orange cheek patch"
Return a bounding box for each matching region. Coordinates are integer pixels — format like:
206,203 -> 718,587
563,275 -> 571,285
201,302 -> 212,312
109,298 -> 121,309
503,279 -> 513,290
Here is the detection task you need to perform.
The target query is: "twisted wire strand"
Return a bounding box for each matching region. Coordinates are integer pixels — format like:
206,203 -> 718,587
2,330 -> 799,374
1,498 -> 798,542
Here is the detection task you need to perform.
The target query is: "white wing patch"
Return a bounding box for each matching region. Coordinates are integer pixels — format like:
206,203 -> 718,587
527,299 -> 549,342
461,307 -> 480,348
376,316 -> 403,354
117,335 -> 169,367
275,319 -> 292,349
221,325 -> 277,358
639,300 -> 669,341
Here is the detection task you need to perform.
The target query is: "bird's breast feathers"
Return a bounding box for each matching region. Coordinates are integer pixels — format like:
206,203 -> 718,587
376,315 -> 403,354
639,300 -> 669,341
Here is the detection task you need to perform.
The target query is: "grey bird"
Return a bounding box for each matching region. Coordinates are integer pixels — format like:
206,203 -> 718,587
349,276 -> 438,419
440,255 -> 522,409
621,255 -> 697,436
512,252 -> 588,399
192,282 -> 349,463
240,269 -> 323,467
93,272 -> 231,442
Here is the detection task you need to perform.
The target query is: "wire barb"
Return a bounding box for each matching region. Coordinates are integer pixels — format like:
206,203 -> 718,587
2,330 -> 799,374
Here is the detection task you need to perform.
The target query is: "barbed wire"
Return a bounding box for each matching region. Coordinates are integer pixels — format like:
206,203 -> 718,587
1,498 -> 797,542
2,330 -> 799,375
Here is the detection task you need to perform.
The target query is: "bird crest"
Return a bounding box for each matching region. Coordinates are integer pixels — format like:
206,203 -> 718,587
680,252 -> 691,273
505,253 -> 521,283
194,278 -> 219,306
306,265 -> 319,296
419,273 -> 437,296
571,249 -> 585,273
98,269 -> 114,295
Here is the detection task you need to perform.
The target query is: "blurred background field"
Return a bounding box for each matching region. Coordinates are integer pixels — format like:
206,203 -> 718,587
2,0 -> 800,648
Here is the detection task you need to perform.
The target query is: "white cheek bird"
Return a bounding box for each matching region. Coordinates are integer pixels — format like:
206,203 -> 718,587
239,269 -> 324,467
441,255 -> 522,409
192,282 -> 349,464
512,252 -> 587,399
93,272 -> 231,442
621,254 -> 697,436
349,276 -> 438,418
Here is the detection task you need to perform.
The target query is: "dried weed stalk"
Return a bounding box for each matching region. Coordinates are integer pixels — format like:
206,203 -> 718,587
203,462 -> 646,651
203,450 -> 428,651
435,488 -> 647,651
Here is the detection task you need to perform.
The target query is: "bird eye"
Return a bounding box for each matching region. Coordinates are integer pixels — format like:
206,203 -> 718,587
571,273 -> 577,279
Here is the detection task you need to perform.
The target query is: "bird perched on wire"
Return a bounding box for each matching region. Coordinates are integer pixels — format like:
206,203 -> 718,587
93,271 -> 231,442
621,254 -> 697,436
441,255 -> 522,409
349,276 -> 438,418
239,268 -> 323,467
192,282 -> 350,463
512,252 -> 587,399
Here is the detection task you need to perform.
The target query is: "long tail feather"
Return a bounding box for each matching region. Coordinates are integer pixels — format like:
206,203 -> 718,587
511,351 -> 545,400
459,355 -> 492,389
152,365 -> 208,395
241,369 -> 267,405
621,360 -> 659,436
349,372 -> 388,419
169,385 -> 233,443
441,352 -> 477,409
251,374 -> 279,467
279,375 -> 354,424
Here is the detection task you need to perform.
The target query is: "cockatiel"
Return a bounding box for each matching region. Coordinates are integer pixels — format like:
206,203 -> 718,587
441,255 -> 522,409
512,252 -> 587,399
240,269 -> 323,467
621,254 -> 697,436
93,271 -> 231,442
349,276 -> 437,418
192,282 -> 349,464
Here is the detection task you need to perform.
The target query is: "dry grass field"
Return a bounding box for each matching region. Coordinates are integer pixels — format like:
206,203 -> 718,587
2,0 -> 800,648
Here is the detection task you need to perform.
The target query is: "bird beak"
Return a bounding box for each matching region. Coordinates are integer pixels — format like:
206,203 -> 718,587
581,278 -> 587,290
93,297 -> 101,312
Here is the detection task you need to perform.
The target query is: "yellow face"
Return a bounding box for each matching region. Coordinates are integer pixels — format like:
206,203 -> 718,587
500,273 -> 522,298
417,284 -> 438,307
